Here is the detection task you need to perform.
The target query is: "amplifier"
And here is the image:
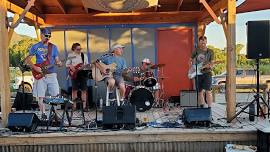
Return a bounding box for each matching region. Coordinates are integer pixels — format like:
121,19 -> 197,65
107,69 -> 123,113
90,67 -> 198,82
180,90 -> 198,107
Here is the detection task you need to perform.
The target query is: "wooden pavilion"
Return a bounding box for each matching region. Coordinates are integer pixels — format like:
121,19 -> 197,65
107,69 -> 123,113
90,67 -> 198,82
0,0 -> 269,151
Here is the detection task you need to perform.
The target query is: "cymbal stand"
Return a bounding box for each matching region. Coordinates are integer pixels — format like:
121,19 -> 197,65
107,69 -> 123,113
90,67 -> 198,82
157,67 -> 168,109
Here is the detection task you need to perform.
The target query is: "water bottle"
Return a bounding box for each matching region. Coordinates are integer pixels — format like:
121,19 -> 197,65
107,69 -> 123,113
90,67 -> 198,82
249,103 -> 255,121
99,98 -> 103,109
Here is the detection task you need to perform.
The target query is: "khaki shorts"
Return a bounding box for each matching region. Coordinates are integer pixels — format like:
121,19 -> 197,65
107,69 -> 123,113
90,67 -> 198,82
32,73 -> 60,98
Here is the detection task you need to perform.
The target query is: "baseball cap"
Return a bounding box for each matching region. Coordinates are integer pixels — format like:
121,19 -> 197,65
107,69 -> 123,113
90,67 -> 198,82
142,58 -> 151,64
40,28 -> 51,35
110,44 -> 125,52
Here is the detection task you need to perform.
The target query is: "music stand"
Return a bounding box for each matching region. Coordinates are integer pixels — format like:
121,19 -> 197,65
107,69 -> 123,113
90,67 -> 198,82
228,59 -> 269,123
17,59 -> 32,112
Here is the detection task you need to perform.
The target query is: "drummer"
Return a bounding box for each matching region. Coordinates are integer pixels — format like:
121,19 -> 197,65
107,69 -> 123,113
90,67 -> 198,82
133,58 -> 153,85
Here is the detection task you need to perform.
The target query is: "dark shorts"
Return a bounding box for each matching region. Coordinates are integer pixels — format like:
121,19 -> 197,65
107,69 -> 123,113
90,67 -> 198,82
71,77 -> 88,91
196,73 -> 212,91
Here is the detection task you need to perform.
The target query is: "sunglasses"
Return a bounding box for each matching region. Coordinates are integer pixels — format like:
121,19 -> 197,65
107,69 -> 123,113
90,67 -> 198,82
76,48 -> 82,51
44,34 -> 51,38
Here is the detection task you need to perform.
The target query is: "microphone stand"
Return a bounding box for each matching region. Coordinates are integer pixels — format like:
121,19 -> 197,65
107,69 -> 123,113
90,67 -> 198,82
195,52 -> 199,108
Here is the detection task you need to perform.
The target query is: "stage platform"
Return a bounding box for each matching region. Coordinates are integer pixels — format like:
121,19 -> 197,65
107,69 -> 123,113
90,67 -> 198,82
0,103 -> 269,152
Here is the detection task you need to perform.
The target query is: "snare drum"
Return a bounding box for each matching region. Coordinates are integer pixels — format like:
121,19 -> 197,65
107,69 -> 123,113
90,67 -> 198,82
129,86 -> 154,112
143,71 -> 157,87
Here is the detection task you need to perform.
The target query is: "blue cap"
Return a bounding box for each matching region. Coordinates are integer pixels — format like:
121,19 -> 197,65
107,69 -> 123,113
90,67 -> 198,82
40,28 -> 51,35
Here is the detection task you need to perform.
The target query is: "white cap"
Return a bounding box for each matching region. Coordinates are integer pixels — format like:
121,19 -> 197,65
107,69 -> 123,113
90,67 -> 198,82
142,58 -> 151,64
110,44 -> 125,52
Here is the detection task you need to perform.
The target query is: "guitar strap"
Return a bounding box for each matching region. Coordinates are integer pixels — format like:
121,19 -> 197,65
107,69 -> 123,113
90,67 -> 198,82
47,42 -> 52,63
81,52 -> 84,63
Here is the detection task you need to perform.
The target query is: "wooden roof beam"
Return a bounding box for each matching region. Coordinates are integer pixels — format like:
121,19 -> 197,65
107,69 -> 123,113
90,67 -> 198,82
199,0 -> 227,23
176,0 -> 184,11
44,11 -> 201,25
55,0 -> 66,14
9,0 -> 36,28
199,0 -> 221,24
7,1 -> 45,25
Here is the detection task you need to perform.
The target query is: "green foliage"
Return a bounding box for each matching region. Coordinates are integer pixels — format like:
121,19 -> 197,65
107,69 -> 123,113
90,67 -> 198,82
209,44 -> 270,75
9,38 -> 38,67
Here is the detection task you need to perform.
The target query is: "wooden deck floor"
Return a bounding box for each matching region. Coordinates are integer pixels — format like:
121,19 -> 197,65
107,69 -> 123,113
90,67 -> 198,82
0,103 -> 269,152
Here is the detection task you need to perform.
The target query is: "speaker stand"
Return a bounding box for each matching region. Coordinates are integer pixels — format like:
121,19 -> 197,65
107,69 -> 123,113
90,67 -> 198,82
228,59 -> 269,123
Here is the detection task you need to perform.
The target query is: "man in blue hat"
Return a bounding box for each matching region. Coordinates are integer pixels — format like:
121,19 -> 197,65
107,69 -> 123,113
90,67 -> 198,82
26,28 -> 62,119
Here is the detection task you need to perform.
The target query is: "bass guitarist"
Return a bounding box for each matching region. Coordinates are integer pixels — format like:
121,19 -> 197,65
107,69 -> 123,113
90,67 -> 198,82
190,36 -> 214,109
26,28 -> 62,119
66,43 -> 89,111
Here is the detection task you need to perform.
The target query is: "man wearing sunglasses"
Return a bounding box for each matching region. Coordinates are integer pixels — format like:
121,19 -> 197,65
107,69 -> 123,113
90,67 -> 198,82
26,28 -> 62,119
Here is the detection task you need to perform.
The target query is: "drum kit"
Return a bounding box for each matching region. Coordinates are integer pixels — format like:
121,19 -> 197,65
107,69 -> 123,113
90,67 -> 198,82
126,63 -> 167,112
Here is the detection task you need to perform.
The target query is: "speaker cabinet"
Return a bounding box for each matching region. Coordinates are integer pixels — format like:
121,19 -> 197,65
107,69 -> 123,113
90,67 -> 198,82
180,90 -> 198,107
102,105 -> 136,129
182,108 -> 211,127
12,92 -> 33,111
7,113 -> 40,132
247,20 -> 270,59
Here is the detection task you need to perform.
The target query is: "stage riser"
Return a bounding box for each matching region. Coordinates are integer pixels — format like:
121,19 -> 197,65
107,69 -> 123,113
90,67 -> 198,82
1,141 -> 256,152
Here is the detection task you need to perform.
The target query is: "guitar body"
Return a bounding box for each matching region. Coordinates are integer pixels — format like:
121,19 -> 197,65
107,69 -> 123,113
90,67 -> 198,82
188,63 -> 203,79
91,62 -> 116,81
32,61 -> 50,80
187,61 -> 224,79
68,63 -> 83,79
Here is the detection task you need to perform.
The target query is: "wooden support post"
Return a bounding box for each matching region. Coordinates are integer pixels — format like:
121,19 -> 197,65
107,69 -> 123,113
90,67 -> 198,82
198,22 -> 206,38
226,0 -> 236,122
0,0 -> 11,127
8,13 -> 19,45
34,23 -> 40,41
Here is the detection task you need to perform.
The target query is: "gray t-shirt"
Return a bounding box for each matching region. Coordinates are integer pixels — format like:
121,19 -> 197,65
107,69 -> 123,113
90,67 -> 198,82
191,48 -> 214,74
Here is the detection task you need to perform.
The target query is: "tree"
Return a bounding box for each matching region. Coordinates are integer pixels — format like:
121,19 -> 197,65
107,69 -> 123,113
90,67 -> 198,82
9,38 -> 38,67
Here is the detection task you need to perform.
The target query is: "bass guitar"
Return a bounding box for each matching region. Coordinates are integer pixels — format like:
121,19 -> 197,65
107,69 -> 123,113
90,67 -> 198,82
68,63 -> 92,79
188,61 -> 223,79
32,57 -> 74,80
91,62 -> 117,81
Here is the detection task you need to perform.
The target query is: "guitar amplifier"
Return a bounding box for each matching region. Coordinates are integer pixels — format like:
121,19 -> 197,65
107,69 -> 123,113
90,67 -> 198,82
180,90 -> 198,107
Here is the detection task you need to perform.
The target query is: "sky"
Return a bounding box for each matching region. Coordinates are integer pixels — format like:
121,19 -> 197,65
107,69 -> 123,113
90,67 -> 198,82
11,9 -> 270,51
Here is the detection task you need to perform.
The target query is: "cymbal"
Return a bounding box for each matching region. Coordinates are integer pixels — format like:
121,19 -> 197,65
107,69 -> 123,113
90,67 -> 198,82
150,64 -> 165,69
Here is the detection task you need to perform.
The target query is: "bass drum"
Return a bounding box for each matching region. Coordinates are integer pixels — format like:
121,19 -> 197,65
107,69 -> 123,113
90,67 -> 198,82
129,86 -> 154,112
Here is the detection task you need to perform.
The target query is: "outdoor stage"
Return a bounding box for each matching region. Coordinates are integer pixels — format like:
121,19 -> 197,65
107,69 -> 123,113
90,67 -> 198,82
0,103 -> 268,152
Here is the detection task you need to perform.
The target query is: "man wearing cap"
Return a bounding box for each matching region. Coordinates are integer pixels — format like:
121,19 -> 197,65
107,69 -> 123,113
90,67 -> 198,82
96,44 -> 127,102
26,28 -> 62,119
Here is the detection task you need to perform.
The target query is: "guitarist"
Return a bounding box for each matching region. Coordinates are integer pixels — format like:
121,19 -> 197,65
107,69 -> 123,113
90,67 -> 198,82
190,36 -> 214,109
96,44 -> 127,103
66,43 -> 89,111
25,28 -> 62,119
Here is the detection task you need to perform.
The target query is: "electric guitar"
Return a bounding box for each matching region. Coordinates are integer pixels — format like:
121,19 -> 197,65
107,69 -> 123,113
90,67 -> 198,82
32,57 -> 74,80
91,62 -> 117,81
68,63 -> 92,79
188,61 -> 223,79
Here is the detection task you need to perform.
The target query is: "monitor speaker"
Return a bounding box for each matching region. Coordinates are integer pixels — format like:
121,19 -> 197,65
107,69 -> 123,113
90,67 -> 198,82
182,108 -> 211,127
7,113 -> 40,132
102,105 -> 136,129
247,20 -> 270,59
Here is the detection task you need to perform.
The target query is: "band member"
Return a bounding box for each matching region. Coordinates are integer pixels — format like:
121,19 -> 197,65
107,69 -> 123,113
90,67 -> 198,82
66,43 -> 89,111
133,58 -> 153,84
26,28 -> 62,119
190,36 -> 214,108
96,44 -> 127,102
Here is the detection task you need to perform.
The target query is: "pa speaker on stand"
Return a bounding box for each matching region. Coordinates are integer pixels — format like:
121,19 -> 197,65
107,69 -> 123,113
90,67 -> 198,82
246,20 -> 270,59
